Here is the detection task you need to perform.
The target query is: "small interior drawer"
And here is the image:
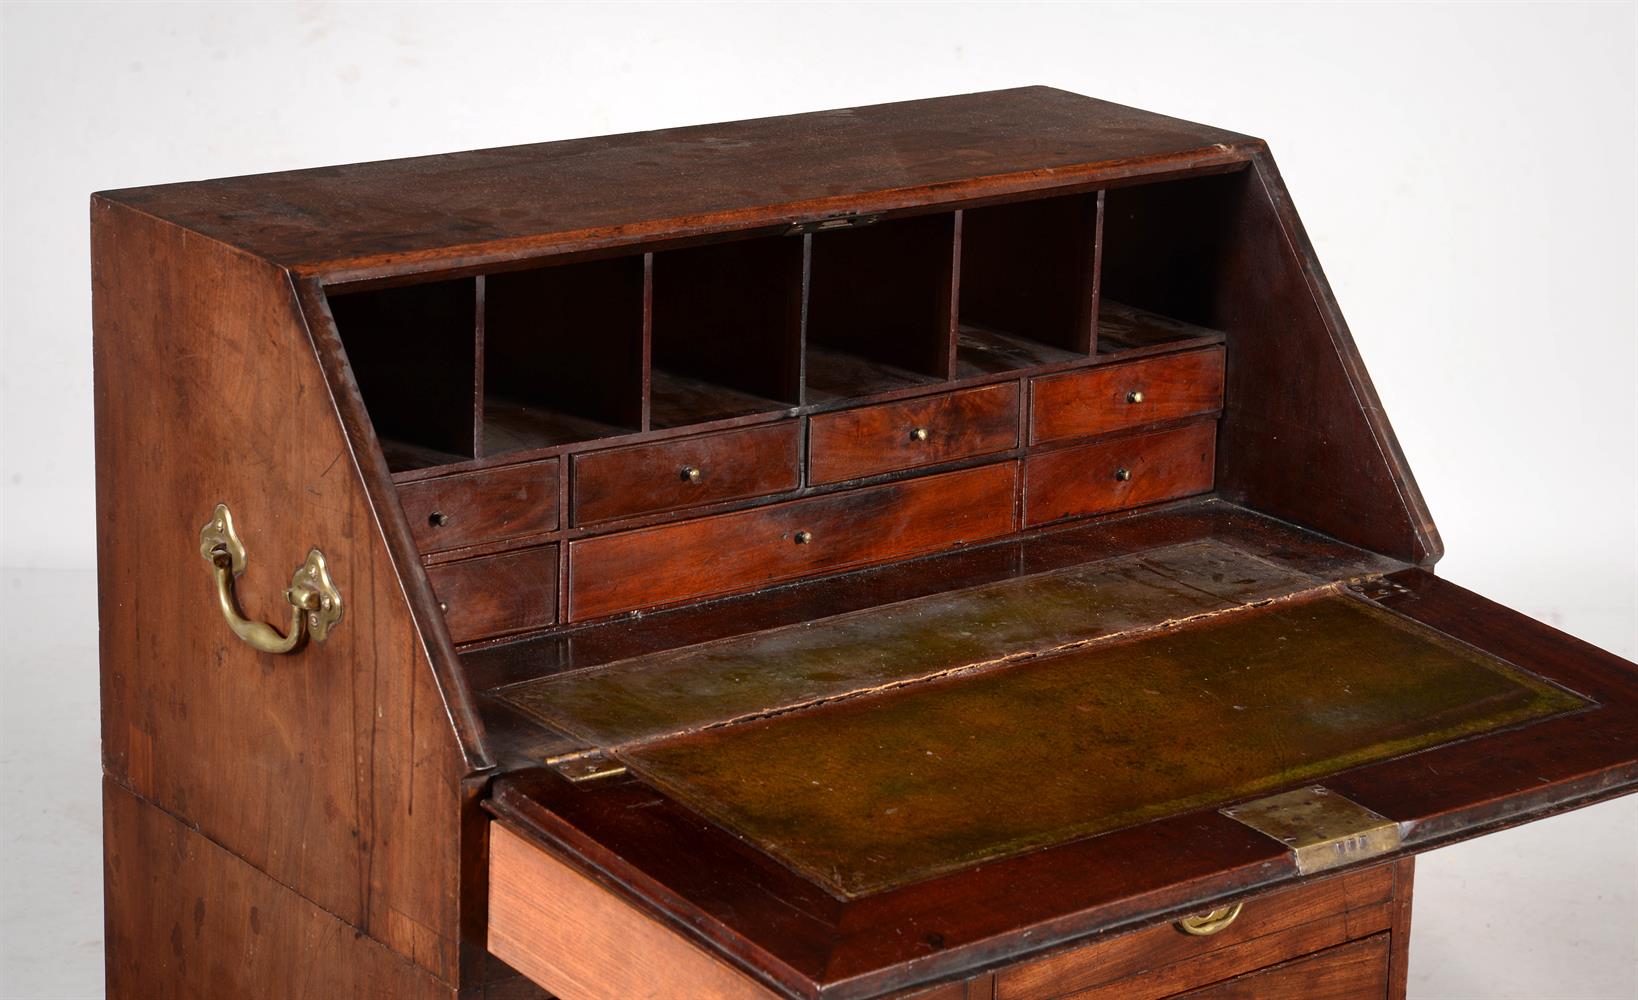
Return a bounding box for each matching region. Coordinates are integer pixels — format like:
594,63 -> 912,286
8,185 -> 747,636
426,544 -> 557,643
397,459 -> 559,554
572,421 -> 800,526
1030,347 -> 1224,445
808,382 -> 1020,484
567,462 -> 1018,621
997,864 -> 1397,1000
1024,422 -> 1215,526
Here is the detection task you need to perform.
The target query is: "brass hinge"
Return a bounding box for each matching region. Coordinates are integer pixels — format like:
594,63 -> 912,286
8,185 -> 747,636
785,212 -> 882,235
1221,786 -> 1401,875
544,748 -> 628,784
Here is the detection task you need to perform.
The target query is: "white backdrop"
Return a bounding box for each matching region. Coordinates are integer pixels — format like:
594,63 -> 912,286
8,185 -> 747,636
2,3 -> 1634,998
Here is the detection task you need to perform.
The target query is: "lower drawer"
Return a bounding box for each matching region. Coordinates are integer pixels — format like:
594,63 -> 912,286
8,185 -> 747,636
996,863 -> 1397,1000
567,462 -> 1018,621
426,544 -> 558,643
489,822 -> 778,1000
1171,935 -> 1389,1000
488,816 -> 1404,1000
1023,421 -> 1215,527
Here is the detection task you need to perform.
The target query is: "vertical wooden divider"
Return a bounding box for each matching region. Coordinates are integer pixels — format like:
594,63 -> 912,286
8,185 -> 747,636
796,233 -> 813,488
1087,190 -> 1106,356
945,210 -> 964,380
639,252 -> 655,433
472,274 -> 486,457
796,234 -> 814,411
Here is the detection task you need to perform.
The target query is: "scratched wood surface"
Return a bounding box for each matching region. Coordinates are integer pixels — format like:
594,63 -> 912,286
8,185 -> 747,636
92,201 -> 478,986
501,539 -> 1319,748
96,87 -> 1252,277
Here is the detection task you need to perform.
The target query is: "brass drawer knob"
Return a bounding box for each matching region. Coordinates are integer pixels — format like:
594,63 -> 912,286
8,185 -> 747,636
429,511 -> 451,527
793,530 -> 814,545
1126,390 -> 1145,404
1176,903 -> 1243,937
198,503 -> 343,655
1114,467 -> 1132,482
680,466 -> 704,484
909,427 -> 930,442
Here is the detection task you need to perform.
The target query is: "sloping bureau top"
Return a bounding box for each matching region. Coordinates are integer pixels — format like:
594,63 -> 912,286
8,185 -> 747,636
93,86 -> 1254,279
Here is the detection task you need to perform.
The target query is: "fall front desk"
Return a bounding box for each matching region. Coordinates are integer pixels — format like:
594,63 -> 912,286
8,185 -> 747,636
92,88 -> 1637,999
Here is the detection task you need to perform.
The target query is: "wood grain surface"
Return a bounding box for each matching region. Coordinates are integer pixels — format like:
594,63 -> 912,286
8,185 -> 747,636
573,421 -> 801,526
809,383 -> 1019,484
568,462 -> 1018,621
1024,421 -> 1216,525
93,201 -> 474,985
488,822 -> 778,1000
97,87 -> 1253,277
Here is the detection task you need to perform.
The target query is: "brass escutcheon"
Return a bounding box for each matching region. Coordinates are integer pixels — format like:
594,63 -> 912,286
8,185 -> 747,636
198,503 -> 343,654
1176,902 -> 1243,937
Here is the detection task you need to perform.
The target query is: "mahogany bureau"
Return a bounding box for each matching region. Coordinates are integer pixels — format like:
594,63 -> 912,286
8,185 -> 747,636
92,88 -> 1638,999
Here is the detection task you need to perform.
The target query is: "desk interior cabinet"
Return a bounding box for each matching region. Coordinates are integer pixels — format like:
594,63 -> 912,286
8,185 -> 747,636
92,88 -> 1638,999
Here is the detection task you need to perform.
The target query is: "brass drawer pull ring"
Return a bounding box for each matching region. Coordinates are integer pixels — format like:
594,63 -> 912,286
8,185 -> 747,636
1176,902 -> 1243,937
198,503 -> 343,654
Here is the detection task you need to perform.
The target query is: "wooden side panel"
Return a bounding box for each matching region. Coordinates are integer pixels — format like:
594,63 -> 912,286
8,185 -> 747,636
488,823 -> 778,1000
1386,858 -> 1414,1000
92,201 -> 472,985
1206,158 -> 1440,564
103,779 -> 453,1000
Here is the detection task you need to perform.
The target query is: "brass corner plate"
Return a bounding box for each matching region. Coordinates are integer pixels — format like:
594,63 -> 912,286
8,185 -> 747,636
546,749 -> 628,784
1221,786 -> 1401,875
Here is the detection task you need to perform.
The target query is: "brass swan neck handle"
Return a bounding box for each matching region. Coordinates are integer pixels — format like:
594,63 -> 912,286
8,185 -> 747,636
198,504 -> 342,654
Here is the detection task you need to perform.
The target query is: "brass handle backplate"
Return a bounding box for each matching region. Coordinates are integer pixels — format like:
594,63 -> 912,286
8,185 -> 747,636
198,503 -> 343,654
1176,903 -> 1243,937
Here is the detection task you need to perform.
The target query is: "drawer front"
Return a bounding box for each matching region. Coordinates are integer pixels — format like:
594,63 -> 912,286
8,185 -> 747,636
1024,422 -> 1214,527
1031,347 -> 1223,445
398,459 -> 559,554
573,422 -> 800,526
489,823 -> 778,1000
809,382 -> 1020,484
998,864 -> 1396,1000
427,544 -> 558,642
568,462 -> 1018,621
1169,935 -> 1389,1000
